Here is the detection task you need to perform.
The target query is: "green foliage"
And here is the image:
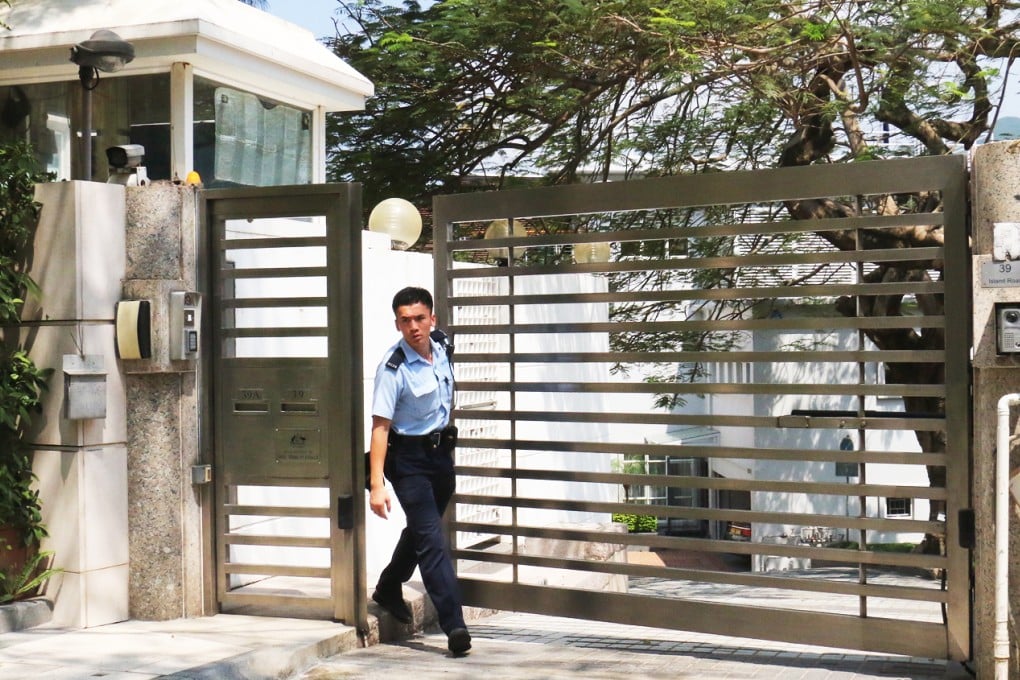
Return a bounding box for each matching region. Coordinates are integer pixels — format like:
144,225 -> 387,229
330,0 -> 1005,191
0,141 -> 47,257
612,513 -> 658,533
0,550 -> 60,604
0,141 -> 52,552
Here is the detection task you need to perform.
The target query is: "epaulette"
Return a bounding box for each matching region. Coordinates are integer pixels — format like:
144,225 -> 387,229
385,329 -> 453,370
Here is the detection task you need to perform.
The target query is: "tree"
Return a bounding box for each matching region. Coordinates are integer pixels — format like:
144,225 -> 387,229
238,0 -> 269,9
328,0 -> 1018,553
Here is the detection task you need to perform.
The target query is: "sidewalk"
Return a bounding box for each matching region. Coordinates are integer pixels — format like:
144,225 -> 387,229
299,611 -> 974,680
0,605 -> 360,679
0,592 -> 973,680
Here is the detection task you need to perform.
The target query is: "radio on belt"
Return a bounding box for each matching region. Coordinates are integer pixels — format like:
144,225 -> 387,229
169,291 -> 202,360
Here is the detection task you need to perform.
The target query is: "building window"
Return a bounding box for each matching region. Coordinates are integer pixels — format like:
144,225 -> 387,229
885,497 -> 912,517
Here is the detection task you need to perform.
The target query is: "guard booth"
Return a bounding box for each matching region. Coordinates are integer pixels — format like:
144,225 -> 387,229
203,184 -> 367,629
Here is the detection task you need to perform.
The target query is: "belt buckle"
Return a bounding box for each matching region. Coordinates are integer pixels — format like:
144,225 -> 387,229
428,431 -> 442,447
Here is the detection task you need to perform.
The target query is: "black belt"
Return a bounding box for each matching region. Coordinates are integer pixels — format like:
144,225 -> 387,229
389,427 -> 447,448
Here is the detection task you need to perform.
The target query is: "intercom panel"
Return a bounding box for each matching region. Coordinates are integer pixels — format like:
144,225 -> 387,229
996,304 -> 1020,354
169,291 -> 202,361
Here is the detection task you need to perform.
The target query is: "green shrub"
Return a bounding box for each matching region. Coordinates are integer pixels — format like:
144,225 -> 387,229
0,141 -> 52,552
612,513 -> 658,533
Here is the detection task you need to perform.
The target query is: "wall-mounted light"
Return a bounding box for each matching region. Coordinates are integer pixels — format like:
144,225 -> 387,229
368,198 -> 422,250
69,29 -> 135,181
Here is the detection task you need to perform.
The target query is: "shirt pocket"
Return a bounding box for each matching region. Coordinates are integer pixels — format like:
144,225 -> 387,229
404,371 -> 440,420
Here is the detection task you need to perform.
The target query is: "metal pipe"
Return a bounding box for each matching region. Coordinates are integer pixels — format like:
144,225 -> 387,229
995,393 -> 1020,680
82,85 -> 92,181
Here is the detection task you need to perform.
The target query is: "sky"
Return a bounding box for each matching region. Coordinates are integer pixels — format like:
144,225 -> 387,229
266,0 -> 343,39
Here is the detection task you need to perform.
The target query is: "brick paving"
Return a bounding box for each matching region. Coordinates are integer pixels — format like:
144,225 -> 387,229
297,611 -> 972,679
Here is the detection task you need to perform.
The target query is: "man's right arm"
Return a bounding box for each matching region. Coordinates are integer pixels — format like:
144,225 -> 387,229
368,415 -> 392,519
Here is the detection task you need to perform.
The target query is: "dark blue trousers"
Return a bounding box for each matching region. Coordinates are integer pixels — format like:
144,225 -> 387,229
376,439 -> 465,634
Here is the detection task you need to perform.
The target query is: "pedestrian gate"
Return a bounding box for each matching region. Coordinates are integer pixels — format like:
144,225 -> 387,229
202,185 -> 366,628
433,156 -> 970,659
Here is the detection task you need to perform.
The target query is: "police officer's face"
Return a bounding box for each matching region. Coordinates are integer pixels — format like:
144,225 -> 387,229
394,302 -> 435,356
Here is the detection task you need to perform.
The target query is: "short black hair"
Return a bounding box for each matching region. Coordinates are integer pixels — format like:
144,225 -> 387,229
392,286 -> 434,313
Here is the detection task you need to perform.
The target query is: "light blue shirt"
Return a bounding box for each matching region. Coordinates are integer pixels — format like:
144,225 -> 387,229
372,336 -> 453,435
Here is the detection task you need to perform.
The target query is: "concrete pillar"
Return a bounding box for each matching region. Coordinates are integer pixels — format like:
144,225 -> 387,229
971,141 -> 1020,679
120,183 -> 206,620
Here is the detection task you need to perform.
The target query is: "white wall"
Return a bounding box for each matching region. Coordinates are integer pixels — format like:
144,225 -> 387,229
752,327 -> 930,550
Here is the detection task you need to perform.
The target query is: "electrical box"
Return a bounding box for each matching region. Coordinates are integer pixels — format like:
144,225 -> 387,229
997,304 -> 1020,354
169,291 -> 201,361
63,354 -> 107,420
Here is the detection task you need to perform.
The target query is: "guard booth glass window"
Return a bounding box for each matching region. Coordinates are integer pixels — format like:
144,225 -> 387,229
0,74 -> 171,182
194,76 -> 312,188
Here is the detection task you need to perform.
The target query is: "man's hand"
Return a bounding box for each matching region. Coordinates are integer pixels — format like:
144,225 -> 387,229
370,485 -> 392,519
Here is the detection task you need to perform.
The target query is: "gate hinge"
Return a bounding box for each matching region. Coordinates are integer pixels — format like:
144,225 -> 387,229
958,508 -> 975,549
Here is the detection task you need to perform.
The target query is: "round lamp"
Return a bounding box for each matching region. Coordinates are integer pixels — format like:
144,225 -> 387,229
368,198 -> 422,250
574,240 -> 612,264
70,29 -> 135,74
483,219 -> 527,263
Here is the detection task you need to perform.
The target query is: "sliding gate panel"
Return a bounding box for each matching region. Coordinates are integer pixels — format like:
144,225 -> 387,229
433,156 -> 970,660
203,185 -> 365,626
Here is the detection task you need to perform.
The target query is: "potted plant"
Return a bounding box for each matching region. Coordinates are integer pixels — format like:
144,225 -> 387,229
0,140 -> 54,598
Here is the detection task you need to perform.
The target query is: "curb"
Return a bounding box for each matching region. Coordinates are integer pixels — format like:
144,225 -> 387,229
0,597 -> 52,633
159,586 -> 448,680
158,625 -> 364,680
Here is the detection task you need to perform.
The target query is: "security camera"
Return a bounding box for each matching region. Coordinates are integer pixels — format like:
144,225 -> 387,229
106,144 -> 145,169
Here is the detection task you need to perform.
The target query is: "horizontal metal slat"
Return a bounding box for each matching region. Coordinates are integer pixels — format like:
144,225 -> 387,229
221,266 -> 328,279
449,280 -> 944,306
453,438 -> 949,466
452,521 -> 947,570
447,212 -> 945,251
221,297 -> 328,309
457,410 -> 946,432
454,381 -> 945,398
224,504 -> 330,518
454,549 -> 948,604
452,349 -> 945,364
220,236 -> 327,250
219,327 -> 328,339
448,315 -> 945,336
221,563 -> 331,578
454,494 -> 944,534
220,591 -> 333,611
455,467 -> 948,501
223,534 -> 330,548
446,246 -> 944,280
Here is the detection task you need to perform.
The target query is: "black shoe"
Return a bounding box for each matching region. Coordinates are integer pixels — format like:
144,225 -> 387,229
447,627 -> 471,656
371,588 -> 412,624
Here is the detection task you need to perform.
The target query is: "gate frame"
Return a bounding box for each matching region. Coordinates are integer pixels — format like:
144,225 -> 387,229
433,155 -> 971,660
198,184 -> 367,629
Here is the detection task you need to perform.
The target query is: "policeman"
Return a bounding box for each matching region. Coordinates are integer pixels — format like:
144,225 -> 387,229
368,286 -> 471,656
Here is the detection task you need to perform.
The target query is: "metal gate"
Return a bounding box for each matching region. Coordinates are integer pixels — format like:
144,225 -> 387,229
433,155 -> 970,659
201,184 -> 366,627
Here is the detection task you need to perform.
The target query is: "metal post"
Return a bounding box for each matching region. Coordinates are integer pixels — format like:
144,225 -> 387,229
82,84 -> 92,181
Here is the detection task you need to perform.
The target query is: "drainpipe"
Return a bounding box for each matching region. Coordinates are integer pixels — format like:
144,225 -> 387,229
996,393 -> 1020,680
